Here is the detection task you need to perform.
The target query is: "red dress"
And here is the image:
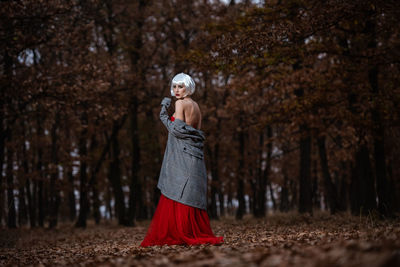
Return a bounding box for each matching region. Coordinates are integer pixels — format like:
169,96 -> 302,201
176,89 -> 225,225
140,116 -> 223,247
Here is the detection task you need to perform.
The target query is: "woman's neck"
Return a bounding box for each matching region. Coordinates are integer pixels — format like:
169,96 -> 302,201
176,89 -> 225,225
176,96 -> 191,101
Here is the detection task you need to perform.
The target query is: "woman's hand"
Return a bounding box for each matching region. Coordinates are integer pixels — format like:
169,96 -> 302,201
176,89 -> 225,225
161,97 -> 171,108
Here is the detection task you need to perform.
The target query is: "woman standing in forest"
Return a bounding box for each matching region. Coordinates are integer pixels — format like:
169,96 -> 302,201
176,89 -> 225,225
140,73 -> 223,247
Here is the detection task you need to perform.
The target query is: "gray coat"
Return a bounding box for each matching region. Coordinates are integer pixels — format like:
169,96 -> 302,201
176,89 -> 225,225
157,97 -> 208,210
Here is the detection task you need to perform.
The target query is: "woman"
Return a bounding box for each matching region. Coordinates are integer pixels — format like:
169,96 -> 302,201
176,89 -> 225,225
140,73 -> 223,247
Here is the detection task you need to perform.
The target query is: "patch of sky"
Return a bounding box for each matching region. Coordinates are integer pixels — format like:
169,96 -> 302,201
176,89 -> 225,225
318,52 -> 327,59
18,48 -> 40,66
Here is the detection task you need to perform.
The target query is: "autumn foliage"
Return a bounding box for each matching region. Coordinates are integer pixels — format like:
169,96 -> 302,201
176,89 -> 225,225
1,0 -> 399,231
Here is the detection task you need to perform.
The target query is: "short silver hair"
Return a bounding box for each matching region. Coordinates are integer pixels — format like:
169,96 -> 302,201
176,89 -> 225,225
170,73 -> 195,97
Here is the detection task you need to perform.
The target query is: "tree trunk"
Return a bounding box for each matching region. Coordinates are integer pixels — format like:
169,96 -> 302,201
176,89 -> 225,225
33,180 -> 38,227
208,142 -> 220,219
1,29 -> 13,227
0,131 -> 6,226
0,113 -> 4,226
151,108 -> 163,213
108,120 -> 127,226
250,176 -> 256,216
253,131 -> 265,218
311,158 -> 320,209
254,126 -> 272,217
127,97 -> 141,225
280,171 -> 290,212
43,180 -> 49,225
289,179 -> 297,210
236,120 -> 246,220
92,183 -> 100,224
89,130 -> 101,224
127,0 -> 147,225
350,144 -> 376,215
294,82 -> 313,215
64,127 -> 76,222
347,86 -> 376,215
6,141 -> 17,228
49,112 -> 60,228
143,108 -> 161,218
25,178 -> 35,227
367,13 -> 392,217
317,135 -> 339,214
298,125 -> 313,214
227,181 -> 233,215
16,120 -> 28,226
17,178 -> 28,226
207,107 -> 224,218
24,125 -> 35,227
387,160 -> 398,212
338,161 -> 348,211
218,192 -> 224,217
75,109 -> 89,228
36,116 -> 45,227
264,126 -> 273,212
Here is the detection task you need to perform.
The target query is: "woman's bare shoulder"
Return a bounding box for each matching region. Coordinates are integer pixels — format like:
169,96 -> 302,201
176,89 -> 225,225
188,98 -> 200,108
175,99 -> 184,105
192,100 -> 201,113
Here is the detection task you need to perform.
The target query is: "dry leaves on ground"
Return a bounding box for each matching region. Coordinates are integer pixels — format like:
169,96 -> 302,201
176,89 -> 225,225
1,212 -> 400,267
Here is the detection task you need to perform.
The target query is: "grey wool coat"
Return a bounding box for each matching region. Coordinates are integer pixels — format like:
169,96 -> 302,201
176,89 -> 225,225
157,97 -> 208,210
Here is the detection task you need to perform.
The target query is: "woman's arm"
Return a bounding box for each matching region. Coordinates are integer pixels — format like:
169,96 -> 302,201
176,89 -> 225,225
159,97 -> 186,138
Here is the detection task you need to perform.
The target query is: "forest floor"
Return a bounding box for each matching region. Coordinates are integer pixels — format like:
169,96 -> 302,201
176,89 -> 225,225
1,212 -> 400,267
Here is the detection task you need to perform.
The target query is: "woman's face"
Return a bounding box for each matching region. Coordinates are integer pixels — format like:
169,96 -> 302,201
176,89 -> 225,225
173,83 -> 187,99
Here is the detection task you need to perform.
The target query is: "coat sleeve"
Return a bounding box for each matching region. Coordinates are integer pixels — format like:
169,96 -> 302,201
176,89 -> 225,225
160,97 -> 187,139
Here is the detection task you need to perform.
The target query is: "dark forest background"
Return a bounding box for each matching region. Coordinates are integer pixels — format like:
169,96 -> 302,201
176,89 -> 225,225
1,0 -> 399,229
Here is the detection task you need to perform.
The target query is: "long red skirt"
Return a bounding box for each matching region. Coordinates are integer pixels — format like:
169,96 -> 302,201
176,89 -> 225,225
140,194 -> 223,247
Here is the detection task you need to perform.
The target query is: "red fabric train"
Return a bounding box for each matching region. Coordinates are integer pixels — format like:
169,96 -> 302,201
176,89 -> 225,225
140,193 -> 224,247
